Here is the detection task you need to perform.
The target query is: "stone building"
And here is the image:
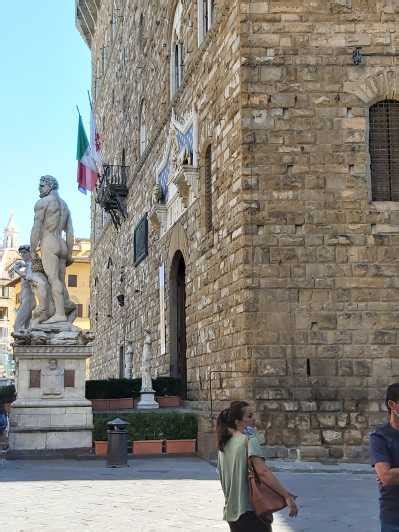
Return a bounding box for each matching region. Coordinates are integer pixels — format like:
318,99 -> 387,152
0,214 -> 19,377
77,0 -> 399,460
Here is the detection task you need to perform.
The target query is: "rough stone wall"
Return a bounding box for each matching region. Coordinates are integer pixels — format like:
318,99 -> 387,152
88,0 -> 253,401
240,0 -> 399,460
83,0 -> 399,460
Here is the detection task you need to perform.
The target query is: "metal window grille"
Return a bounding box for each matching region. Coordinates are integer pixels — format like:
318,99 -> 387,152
370,99 -> 399,201
205,145 -> 213,232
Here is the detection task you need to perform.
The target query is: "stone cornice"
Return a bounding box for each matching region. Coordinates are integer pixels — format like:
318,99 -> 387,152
14,345 -> 92,359
75,0 -> 102,48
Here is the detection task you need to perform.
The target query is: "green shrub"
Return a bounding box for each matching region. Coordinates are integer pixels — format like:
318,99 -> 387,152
86,377 -> 183,399
93,411 -> 197,442
0,384 -> 16,403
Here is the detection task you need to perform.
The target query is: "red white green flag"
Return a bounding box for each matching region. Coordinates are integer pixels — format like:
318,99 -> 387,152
76,113 -> 98,194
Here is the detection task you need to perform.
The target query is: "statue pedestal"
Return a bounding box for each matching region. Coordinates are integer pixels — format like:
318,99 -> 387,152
9,344 -> 93,457
137,391 -> 159,410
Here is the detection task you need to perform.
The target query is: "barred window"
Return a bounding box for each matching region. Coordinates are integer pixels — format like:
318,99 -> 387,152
370,99 -> 399,201
170,2 -> 184,98
205,145 -> 213,232
198,0 -> 215,44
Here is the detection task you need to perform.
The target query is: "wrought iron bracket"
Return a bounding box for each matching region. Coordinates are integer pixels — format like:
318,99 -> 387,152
96,164 -> 129,229
353,47 -> 399,65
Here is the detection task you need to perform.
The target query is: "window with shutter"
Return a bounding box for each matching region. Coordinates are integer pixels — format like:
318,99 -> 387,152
370,99 -> 399,201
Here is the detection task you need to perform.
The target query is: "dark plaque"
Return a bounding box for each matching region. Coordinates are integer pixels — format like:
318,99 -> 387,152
64,370 -> 75,388
29,369 -> 41,388
134,215 -> 148,266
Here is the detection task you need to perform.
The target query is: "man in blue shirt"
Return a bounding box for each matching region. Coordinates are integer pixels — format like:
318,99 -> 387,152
370,383 -> 399,532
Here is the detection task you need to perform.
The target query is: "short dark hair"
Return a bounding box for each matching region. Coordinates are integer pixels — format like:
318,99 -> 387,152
18,245 -> 30,253
386,383 -> 399,414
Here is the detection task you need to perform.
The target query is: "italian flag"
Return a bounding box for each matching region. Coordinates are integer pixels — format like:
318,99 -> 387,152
76,113 -> 98,194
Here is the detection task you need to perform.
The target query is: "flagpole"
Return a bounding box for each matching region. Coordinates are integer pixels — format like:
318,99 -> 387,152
87,90 -> 93,110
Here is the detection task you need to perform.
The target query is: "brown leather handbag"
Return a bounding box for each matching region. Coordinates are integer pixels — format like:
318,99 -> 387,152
247,442 -> 287,521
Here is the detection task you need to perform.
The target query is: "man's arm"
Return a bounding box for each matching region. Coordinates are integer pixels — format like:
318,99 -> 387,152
30,201 -> 45,255
375,463 -> 399,486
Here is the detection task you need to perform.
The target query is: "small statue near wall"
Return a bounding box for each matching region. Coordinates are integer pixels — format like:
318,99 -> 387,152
141,329 -> 153,392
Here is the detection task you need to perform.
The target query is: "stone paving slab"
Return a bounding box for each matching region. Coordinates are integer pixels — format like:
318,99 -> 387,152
0,457 -> 380,532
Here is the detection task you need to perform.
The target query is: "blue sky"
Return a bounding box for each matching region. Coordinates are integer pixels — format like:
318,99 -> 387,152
0,1 -> 92,245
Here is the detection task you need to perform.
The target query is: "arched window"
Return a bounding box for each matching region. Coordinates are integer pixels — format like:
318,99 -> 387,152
198,0 -> 215,44
170,2 -> 184,98
139,99 -> 147,157
370,99 -> 399,201
204,144 -> 213,232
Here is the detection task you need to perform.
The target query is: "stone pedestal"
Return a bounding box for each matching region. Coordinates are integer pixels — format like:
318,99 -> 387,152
137,391 -> 159,410
9,344 -> 93,457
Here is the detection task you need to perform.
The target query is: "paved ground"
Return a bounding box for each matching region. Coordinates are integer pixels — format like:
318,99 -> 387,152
0,457 -> 380,532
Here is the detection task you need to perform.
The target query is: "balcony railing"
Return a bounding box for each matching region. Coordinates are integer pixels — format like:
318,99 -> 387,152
96,164 -> 129,229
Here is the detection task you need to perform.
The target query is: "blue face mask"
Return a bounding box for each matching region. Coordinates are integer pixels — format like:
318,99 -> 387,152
244,426 -> 256,436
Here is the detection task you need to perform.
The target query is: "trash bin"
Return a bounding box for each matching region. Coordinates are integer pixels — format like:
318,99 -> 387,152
106,417 -> 129,467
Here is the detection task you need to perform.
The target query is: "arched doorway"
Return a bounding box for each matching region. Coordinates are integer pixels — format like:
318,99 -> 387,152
169,250 -> 187,398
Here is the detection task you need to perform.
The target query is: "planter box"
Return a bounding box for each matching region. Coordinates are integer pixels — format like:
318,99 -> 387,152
165,439 -> 196,454
94,441 -> 108,456
108,398 -> 134,410
91,398 -> 134,411
91,399 -> 108,411
157,396 -> 182,408
133,440 -> 163,455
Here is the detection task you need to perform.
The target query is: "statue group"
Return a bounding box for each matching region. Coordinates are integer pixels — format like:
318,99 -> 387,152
12,175 -> 77,333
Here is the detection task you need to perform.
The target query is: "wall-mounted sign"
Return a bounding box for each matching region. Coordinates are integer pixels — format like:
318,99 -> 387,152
134,214 -> 148,266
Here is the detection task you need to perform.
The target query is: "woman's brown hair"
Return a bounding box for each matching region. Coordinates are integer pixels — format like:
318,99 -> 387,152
216,401 -> 249,451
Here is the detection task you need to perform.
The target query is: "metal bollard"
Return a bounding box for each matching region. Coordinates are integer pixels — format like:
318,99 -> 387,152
106,417 -> 129,467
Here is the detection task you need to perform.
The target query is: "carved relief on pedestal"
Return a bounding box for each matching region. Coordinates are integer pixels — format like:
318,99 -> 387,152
42,359 -> 64,397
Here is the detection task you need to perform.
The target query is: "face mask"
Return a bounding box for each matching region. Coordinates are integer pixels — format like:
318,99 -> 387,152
244,426 -> 256,436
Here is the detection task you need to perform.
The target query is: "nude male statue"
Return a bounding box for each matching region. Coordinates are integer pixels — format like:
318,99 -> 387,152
30,175 -> 76,323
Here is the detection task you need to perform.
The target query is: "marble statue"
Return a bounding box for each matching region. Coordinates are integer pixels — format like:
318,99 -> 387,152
12,257 -> 35,332
125,340 -> 133,379
42,359 -> 64,396
30,175 -> 76,324
141,329 -> 153,392
12,245 -> 55,331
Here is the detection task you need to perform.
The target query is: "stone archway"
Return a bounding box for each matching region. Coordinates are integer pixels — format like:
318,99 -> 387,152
169,250 -> 187,399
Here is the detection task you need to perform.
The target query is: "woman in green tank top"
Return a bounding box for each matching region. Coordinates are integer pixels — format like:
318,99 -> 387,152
217,401 -> 298,532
